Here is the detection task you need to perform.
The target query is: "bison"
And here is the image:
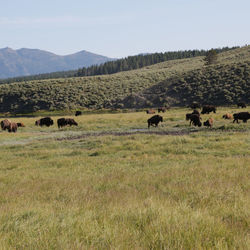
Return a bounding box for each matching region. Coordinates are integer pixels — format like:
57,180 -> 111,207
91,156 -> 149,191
203,118 -> 214,128
35,117 -> 54,127
237,102 -> 246,108
146,109 -> 156,114
233,112 -> 250,123
8,122 -> 18,133
57,118 -> 78,128
222,113 -> 233,119
186,110 -> 201,122
1,119 -> 11,130
189,114 -> 202,127
201,105 -> 216,114
75,111 -> 82,116
158,107 -> 166,113
17,122 -> 25,127
147,115 -> 163,128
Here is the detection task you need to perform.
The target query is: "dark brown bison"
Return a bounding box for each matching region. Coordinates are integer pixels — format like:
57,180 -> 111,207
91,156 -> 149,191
1,119 -> 11,130
233,112 -> 250,123
146,109 -> 156,114
75,111 -> 82,116
237,102 -> 246,108
8,122 -> 18,133
186,110 -> 200,121
158,107 -> 166,113
17,122 -> 25,127
147,115 -> 163,128
222,113 -> 233,119
189,114 -> 202,127
201,105 -> 216,114
57,118 -> 78,128
203,118 -> 214,128
35,117 -> 54,127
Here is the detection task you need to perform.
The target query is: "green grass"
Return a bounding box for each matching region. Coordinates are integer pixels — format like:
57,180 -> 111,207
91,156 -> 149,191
0,107 -> 249,249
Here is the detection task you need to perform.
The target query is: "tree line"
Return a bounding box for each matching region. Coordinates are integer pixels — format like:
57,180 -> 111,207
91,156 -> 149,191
76,47 -> 238,77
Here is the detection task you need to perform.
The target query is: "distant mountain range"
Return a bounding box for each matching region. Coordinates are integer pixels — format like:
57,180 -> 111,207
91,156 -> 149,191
0,47 -> 115,78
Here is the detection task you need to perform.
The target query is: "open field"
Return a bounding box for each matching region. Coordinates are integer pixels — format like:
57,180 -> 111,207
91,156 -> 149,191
0,107 -> 249,249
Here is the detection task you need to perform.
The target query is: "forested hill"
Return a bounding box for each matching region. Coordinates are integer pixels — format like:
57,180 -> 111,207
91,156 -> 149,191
0,45 -> 249,113
0,47 -> 237,84
76,47 -> 238,77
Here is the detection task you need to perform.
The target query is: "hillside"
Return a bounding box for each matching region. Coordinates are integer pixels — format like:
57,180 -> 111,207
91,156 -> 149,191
0,46 -> 249,113
0,47 -> 114,78
117,61 -> 249,108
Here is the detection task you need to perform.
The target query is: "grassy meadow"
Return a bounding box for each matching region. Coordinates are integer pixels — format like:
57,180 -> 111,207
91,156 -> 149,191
0,107 -> 249,249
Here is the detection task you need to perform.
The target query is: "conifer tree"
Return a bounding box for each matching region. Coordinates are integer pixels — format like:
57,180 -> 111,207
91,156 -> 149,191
204,49 -> 218,65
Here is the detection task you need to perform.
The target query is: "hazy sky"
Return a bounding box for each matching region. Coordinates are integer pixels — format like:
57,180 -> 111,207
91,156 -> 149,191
1,0 -> 249,58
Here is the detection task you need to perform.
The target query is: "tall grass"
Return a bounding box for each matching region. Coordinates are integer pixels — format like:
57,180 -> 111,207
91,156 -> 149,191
0,108 -> 249,249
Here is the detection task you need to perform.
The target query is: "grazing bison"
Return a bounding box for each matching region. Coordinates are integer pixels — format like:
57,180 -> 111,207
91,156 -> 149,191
75,111 -> 82,116
233,112 -> 250,123
17,122 -> 25,127
203,118 -> 214,128
222,113 -> 233,119
189,114 -> 202,127
35,117 -> 54,127
57,118 -> 78,128
158,107 -> 166,113
237,102 -> 246,108
146,109 -> 156,114
201,105 -> 216,114
147,115 -> 163,128
1,119 -> 11,130
186,113 -> 192,121
186,110 -> 200,121
7,122 -> 18,133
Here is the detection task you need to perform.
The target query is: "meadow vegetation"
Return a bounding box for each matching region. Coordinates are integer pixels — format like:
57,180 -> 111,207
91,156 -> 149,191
0,107 -> 249,249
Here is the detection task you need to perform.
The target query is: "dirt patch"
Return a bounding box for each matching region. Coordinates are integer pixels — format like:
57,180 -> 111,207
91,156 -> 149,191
56,129 -> 198,141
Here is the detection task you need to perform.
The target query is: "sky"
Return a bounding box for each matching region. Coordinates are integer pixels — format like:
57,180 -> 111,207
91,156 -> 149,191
0,0 -> 249,58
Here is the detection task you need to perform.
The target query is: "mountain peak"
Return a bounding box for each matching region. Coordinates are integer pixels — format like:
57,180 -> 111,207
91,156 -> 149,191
0,47 -> 115,78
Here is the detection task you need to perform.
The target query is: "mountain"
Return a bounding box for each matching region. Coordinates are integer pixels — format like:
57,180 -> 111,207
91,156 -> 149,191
0,47 -> 115,78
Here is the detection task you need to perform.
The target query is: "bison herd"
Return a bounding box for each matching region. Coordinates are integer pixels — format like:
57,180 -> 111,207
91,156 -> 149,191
0,103 -> 249,133
146,103 -> 249,129
0,116 -> 78,133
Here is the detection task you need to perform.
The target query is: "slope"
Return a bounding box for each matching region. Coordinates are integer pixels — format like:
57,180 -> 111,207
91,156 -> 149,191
0,46 -> 249,113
